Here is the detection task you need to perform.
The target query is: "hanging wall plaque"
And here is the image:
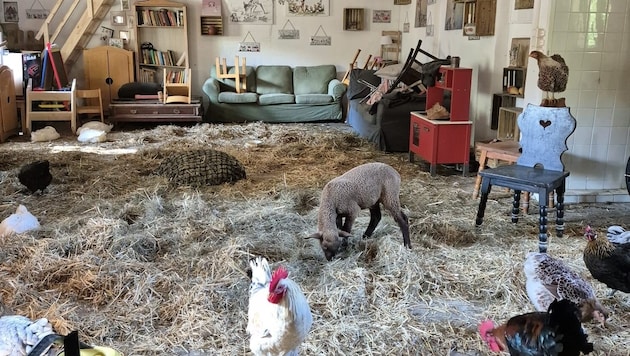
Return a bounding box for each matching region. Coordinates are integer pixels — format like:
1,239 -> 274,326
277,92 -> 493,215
278,19 -> 299,39
403,13 -> 410,32
239,31 -> 260,52
426,12 -> 434,36
310,25 -> 330,46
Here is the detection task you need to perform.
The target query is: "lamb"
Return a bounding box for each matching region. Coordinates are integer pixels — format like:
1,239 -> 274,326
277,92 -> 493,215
308,162 -> 411,260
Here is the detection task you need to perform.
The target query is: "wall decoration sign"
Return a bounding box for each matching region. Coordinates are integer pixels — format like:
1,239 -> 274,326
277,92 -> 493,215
202,0 -> 221,16
415,0 -> 426,27
3,2 -> 18,22
403,13 -> 410,33
239,31 -> 260,52
227,0 -> 273,24
372,10 -> 391,23
394,0 -> 412,4
444,0 -> 464,30
426,11 -> 434,36
278,19 -> 299,39
26,0 -> 49,19
515,0 -> 534,9
310,25 -> 331,46
286,0 -> 328,16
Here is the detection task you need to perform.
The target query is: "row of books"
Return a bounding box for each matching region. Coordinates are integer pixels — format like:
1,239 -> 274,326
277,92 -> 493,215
164,69 -> 188,84
139,67 -> 157,83
137,9 -> 184,27
141,48 -> 180,67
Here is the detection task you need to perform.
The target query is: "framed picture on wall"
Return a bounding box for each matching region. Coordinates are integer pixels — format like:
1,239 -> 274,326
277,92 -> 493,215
112,11 -> 127,26
121,0 -> 130,11
3,2 -> 19,22
415,0 -> 427,27
286,0 -> 329,16
394,0 -> 412,4
373,10 -> 391,23
227,0 -> 274,24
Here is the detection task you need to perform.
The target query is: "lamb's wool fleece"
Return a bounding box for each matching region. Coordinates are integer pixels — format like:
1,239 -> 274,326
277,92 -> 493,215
0,205 -> 40,238
30,126 -> 60,142
77,128 -> 107,143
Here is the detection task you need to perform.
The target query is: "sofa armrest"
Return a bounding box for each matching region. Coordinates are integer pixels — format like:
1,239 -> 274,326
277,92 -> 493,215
202,77 -> 221,103
328,79 -> 347,101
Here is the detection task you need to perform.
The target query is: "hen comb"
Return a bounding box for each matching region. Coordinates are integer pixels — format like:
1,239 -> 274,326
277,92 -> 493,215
478,320 -> 494,341
269,266 -> 289,292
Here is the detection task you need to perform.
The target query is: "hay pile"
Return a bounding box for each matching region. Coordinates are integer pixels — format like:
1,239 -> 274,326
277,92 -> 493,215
0,122 -> 628,355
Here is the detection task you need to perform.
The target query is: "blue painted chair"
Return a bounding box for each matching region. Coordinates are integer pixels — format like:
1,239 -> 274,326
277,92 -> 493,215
475,104 -> 576,253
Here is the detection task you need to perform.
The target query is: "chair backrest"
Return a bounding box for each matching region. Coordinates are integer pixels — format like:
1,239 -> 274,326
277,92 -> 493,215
517,103 -> 576,171
76,89 -> 101,100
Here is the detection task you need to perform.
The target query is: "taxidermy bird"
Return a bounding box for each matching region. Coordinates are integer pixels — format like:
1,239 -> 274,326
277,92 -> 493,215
524,252 -> 608,327
529,51 -> 569,106
247,256 -> 313,356
479,299 -> 594,355
18,160 -> 52,194
0,315 -> 57,355
583,225 -> 630,296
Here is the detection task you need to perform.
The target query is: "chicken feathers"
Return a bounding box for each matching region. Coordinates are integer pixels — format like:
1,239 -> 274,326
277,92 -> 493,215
583,225 -> 630,296
0,315 -> 56,356
18,160 -> 52,194
530,51 -> 569,106
524,252 -> 607,326
247,256 -> 313,356
479,299 -> 594,355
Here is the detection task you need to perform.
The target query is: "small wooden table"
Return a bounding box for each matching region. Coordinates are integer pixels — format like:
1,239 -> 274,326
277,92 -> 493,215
108,98 -> 202,124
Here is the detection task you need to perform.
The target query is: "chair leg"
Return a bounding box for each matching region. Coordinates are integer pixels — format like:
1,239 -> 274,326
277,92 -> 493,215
472,149 -> 487,199
555,183 -> 566,238
538,190 -> 550,253
520,192 -> 530,214
475,179 -> 492,226
511,190 -> 521,223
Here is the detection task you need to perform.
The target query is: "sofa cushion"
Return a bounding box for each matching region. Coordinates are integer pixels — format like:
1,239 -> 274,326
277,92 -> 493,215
347,69 -> 380,100
211,65 -> 257,93
256,66 -> 293,94
218,92 -> 258,104
295,94 -> 333,104
293,65 -> 336,95
259,93 -> 295,105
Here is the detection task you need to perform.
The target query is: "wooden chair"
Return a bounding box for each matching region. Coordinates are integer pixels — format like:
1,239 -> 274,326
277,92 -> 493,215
475,104 -> 576,253
215,56 -> 247,93
25,78 -> 77,135
75,88 -> 104,123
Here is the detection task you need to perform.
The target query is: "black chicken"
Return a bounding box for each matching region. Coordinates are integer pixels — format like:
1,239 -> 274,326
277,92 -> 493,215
18,160 -> 52,194
480,299 -> 594,355
583,225 -> 630,296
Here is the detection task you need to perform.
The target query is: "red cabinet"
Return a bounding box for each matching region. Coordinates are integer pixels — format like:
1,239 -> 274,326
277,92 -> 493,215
409,67 -> 473,175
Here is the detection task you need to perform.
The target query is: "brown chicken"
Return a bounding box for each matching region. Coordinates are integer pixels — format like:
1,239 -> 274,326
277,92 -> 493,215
530,51 -> 569,106
479,299 -> 594,355
583,225 -> 630,296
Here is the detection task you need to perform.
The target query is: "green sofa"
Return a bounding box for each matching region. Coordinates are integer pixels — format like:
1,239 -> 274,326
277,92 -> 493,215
201,64 -> 346,123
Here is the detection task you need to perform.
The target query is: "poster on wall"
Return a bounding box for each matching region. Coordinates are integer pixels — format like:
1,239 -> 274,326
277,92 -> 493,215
227,0 -> 273,24
372,10 -> 391,23
414,0 -> 427,28
444,0 -> 464,30
286,0 -> 329,16
3,2 -> 18,22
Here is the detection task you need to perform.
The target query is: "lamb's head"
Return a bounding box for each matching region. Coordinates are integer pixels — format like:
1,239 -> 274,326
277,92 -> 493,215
308,230 -> 351,261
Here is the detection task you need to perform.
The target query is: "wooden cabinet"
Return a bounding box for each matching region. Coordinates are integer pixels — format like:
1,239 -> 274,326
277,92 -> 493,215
458,0 -> 496,36
343,8 -> 364,31
409,114 -> 472,176
133,0 -> 189,83
83,46 -> 135,112
0,65 -> 19,142
108,99 -> 202,123
409,67 -> 473,176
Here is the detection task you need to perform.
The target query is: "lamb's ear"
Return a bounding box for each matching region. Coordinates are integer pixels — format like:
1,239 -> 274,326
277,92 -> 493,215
339,230 -> 351,237
306,232 -> 323,241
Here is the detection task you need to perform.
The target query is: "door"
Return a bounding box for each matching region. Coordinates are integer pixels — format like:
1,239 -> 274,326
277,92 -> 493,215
0,66 -> 19,141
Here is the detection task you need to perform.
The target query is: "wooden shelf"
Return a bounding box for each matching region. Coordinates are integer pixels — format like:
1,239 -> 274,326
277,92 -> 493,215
343,8 -> 364,31
458,0 -> 496,36
502,66 -> 526,97
201,16 -> 223,35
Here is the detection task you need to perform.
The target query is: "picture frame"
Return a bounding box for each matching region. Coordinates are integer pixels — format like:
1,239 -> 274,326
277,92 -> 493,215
227,0 -> 273,24
415,0 -> 427,27
120,0 -> 130,11
394,0 -> 412,4
372,10 -> 391,23
515,0 -> 534,10
100,26 -> 115,42
112,11 -> 127,26
109,38 -> 124,49
286,0 -> 329,16
119,30 -> 130,42
3,2 -> 19,22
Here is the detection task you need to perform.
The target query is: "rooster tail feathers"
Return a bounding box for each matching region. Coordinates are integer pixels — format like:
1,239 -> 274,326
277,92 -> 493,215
249,256 -> 271,288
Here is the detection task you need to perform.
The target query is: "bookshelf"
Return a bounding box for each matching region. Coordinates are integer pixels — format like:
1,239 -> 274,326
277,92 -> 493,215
133,0 -> 189,83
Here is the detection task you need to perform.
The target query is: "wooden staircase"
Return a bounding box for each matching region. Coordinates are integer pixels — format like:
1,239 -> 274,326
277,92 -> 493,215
36,0 -> 115,66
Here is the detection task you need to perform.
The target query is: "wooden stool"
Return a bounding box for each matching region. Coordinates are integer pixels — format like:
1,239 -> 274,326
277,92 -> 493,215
473,141 -> 533,214
215,56 -> 247,93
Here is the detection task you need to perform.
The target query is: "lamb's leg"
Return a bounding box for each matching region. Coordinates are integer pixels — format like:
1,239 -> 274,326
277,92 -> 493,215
363,204 -> 382,238
394,211 -> 411,249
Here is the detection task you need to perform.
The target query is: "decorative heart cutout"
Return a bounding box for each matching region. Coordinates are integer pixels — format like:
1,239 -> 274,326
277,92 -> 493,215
539,120 -> 552,128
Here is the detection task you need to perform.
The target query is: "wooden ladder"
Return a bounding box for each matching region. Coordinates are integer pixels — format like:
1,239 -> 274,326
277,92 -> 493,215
35,0 -> 116,66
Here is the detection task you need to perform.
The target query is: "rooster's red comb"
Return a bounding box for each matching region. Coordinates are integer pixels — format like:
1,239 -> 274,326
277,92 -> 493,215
269,266 -> 289,292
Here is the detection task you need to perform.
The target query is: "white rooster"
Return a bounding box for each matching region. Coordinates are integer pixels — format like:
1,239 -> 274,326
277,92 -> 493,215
247,256 -> 313,356
524,252 -> 608,327
0,315 -> 57,356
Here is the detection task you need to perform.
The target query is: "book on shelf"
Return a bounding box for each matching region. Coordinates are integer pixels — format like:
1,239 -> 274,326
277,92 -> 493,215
136,8 -> 182,26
